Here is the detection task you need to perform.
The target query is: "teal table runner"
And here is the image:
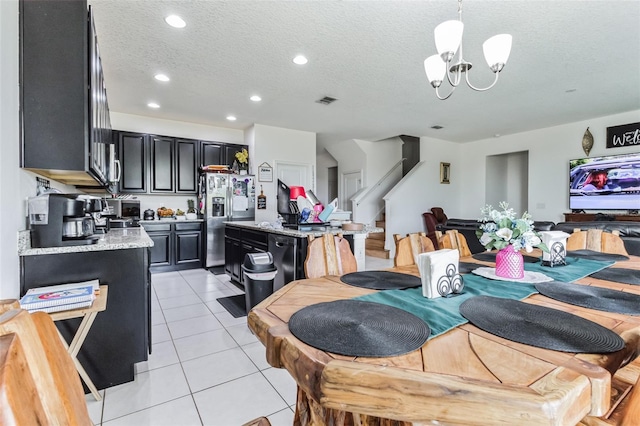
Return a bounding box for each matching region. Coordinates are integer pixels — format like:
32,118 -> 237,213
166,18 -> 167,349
355,257 -> 613,340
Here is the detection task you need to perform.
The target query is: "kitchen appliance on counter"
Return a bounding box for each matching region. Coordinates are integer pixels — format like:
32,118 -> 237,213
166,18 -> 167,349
203,173 -> 255,267
28,193 -> 101,247
77,194 -> 109,233
105,198 -> 141,227
143,209 -> 155,220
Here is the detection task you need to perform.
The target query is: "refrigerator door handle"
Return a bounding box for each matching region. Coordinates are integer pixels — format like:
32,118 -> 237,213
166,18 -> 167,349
227,185 -> 233,220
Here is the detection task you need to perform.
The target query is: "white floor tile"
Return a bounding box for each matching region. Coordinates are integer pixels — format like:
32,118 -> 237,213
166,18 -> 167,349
197,287 -> 239,302
187,278 -> 230,294
135,340 -> 180,373
214,309 -> 249,328
151,310 -> 166,326
162,303 -> 213,323
151,323 -> 171,343
102,364 -> 190,422
102,396 -> 202,426
85,391 -> 104,425
158,293 -> 203,310
154,282 -> 196,300
364,255 -> 394,270
226,322 -> 260,346
203,299 -> 227,314
242,341 -> 271,370
193,373 -> 288,425
173,328 -> 238,361
182,347 -> 259,392
268,407 -> 295,426
262,367 -> 298,406
167,314 -> 223,339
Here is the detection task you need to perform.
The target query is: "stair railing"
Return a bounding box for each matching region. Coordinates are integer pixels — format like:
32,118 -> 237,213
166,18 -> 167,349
352,158 -> 405,227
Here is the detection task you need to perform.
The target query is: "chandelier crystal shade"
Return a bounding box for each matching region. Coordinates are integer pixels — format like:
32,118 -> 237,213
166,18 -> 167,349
424,0 -> 512,100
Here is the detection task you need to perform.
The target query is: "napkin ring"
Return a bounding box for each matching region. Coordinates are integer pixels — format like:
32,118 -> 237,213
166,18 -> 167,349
437,264 -> 464,297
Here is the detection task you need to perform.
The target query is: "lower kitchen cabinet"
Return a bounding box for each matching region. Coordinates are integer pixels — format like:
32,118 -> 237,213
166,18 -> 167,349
224,225 -> 267,288
143,221 -> 203,272
21,247 -> 150,390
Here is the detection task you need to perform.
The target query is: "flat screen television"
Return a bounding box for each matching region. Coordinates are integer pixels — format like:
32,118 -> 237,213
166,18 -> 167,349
569,152 -> 640,211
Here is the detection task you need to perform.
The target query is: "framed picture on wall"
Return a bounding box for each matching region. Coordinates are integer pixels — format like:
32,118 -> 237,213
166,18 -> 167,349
440,162 -> 450,184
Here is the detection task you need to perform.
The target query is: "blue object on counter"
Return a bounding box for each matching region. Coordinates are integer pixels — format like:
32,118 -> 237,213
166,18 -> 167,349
300,208 -> 311,223
318,204 -> 334,222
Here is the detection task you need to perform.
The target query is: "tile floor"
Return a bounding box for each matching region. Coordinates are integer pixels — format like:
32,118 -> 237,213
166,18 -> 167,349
85,256 -> 394,426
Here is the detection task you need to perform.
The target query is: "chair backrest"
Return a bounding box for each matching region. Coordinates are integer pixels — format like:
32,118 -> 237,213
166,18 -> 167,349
0,306 -> 93,425
431,207 -> 448,224
422,212 -> 440,248
304,234 -> 358,278
436,230 -> 472,258
566,228 -> 629,256
394,232 -> 436,267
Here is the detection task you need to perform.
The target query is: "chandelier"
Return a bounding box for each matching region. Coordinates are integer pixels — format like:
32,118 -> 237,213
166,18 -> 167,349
424,0 -> 512,100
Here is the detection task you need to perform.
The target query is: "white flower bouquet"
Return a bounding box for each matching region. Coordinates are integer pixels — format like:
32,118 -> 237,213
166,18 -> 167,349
476,202 -> 548,253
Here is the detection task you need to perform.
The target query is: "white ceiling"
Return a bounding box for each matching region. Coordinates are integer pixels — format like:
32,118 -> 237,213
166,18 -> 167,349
88,0 -> 640,152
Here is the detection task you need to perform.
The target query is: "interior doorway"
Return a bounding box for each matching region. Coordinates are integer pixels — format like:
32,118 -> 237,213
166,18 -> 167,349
328,166 -> 338,202
341,170 -> 362,212
485,151 -> 529,213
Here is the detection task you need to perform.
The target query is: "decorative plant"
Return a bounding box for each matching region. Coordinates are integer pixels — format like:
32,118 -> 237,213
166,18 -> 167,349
187,199 -> 196,214
235,148 -> 249,169
476,202 -> 548,252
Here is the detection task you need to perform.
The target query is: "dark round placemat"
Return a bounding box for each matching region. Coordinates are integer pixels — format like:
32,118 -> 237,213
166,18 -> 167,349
459,296 -> 625,353
289,300 -> 430,357
589,268 -> 640,285
459,262 -> 480,274
567,250 -> 629,262
340,271 -> 421,290
472,252 -> 540,263
536,281 -> 640,315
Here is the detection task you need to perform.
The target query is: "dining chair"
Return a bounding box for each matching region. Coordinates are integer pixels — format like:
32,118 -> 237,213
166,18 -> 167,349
304,233 -> 358,278
566,228 -> 629,256
435,229 -> 472,258
422,212 -> 440,248
431,207 -> 448,224
0,304 -> 93,425
242,416 -> 271,426
393,232 -> 436,267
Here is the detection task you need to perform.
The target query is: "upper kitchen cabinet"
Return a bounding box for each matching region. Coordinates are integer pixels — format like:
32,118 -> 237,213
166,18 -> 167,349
149,136 -> 198,194
223,144 -> 247,168
200,142 -> 223,167
118,132 -> 147,193
20,1 -> 116,189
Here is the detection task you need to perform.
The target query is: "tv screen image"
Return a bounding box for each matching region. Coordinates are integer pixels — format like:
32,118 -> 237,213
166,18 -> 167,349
569,152 -> 640,211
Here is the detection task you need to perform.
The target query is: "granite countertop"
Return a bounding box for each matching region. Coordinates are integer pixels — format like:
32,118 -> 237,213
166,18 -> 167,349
226,221 -> 383,238
18,228 -> 154,256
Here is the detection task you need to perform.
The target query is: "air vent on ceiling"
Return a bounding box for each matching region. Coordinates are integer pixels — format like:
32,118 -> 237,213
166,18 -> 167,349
316,96 -> 338,105
431,125 -> 444,130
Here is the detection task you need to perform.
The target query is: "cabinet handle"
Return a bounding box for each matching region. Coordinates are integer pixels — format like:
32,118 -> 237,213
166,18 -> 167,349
275,242 -> 284,248
114,159 -> 122,182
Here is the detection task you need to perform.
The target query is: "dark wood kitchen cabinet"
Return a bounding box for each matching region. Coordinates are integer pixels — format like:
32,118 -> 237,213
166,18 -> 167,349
200,142 -> 223,167
20,0 -> 114,189
118,132 -> 147,193
223,144 -> 247,168
224,225 -> 268,288
144,222 -> 203,272
149,136 -> 197,193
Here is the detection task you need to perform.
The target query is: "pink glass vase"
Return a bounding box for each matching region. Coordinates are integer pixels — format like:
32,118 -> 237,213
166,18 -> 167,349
495,245 -> 524,279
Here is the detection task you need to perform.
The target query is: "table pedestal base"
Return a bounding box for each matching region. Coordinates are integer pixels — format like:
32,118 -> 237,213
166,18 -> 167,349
294,386 -> 412,426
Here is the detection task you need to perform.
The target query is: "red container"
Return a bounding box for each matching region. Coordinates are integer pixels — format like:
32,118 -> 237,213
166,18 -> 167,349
289,186 -> 306,200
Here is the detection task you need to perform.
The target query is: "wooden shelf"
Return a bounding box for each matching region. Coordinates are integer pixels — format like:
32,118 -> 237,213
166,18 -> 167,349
564,213 -> 640,222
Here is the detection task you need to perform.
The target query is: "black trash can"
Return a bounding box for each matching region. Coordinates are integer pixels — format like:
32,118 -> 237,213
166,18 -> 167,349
242,252 -> 278,312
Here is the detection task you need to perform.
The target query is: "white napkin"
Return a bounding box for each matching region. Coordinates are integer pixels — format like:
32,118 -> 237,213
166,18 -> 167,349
417,249 -> 461,299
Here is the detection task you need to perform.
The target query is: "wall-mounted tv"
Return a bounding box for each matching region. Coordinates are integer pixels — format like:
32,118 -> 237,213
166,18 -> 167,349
569,152 -> 640,211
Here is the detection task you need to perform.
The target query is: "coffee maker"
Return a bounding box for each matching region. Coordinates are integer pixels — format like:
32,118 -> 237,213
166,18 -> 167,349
28,194 -> 100,248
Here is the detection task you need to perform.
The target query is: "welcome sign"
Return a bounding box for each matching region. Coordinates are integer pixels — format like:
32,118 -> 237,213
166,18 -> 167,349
606,122 -> 640,149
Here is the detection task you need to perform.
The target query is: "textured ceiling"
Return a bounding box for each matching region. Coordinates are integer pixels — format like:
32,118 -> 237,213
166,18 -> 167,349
88,0 -> 640,152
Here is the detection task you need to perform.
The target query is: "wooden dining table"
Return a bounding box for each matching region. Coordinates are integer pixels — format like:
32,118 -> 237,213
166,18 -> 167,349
247,251 -> 640,425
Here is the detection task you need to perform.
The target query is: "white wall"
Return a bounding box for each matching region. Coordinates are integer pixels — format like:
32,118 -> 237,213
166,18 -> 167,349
111,112 -> 244,144
251,124 -> 316,223
458,110 -> 640,223
325,139 -> 366,210
315,151 -> 338,206
0,0 -> 21,298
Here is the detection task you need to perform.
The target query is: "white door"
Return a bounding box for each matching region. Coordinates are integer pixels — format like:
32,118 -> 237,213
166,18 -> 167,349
342,171 -> 362,211
276,162 -> 313,191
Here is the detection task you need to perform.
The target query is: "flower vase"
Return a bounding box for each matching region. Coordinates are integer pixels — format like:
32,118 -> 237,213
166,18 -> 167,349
239,169 -> 247,175
495,245 -> 524,279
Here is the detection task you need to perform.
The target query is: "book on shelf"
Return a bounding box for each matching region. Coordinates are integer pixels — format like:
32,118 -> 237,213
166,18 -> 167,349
19,279 -> 99,311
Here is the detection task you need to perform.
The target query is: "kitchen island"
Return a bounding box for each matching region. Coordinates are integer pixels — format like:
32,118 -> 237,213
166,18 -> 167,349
19,228 -> 153,390
224,222 -> 382,290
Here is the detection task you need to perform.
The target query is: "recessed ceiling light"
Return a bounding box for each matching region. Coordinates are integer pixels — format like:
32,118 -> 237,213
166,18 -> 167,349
250,95 -> 262,102
226,115 -> 237,121
293,55 -> 308,65
147,102 -> 160,109
154,73 -> 170,82
165,15 -> 186,28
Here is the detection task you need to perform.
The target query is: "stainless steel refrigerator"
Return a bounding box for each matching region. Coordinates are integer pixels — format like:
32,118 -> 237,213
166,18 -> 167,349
204,173 -> 256,267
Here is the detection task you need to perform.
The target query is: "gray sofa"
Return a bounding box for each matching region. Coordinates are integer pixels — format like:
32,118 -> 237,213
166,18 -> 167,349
435,219 -> 640,256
